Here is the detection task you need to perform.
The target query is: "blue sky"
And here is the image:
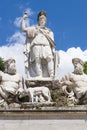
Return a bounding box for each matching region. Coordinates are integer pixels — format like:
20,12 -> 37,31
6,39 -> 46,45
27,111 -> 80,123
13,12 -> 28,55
0,0 -> 87,51
1,0 -> 87,79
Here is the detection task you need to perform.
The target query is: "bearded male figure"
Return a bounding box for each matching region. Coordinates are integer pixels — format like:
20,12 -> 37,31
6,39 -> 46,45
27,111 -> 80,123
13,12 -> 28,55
0,58 -> 23,103
61,58 -> 87,105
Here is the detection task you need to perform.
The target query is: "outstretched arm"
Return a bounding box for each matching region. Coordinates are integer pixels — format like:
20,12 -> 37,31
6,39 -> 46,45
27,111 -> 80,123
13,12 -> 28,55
21,13 -> 28,32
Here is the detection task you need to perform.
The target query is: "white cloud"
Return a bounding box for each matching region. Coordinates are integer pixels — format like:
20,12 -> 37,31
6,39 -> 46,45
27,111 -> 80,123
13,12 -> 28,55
1,8 -> 87,82
14,17 -> 22,28
14,16 -> 31,27
0,43 -> 25,78
24,8 -> 33,16
58,47 -> 87,80
0,8 -> 34,79
14,8 -> 33,28
0,43 -> 87,81
7,32 -> 25,44
14,16 -> 29,28
0,31 -> 26,78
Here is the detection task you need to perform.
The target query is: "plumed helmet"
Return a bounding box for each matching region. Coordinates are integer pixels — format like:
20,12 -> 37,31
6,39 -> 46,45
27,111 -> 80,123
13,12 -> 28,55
37,11 -> 46,21
72,58 -> 84,66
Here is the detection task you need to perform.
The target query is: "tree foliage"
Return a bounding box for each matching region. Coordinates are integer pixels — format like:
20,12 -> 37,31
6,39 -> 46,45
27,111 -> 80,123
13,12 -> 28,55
0,57 -> 5,71
83,61 -> 87,74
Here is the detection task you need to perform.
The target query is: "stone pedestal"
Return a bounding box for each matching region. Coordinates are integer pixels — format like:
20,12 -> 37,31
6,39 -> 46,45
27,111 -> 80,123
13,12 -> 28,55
25,79 -> 60,90
0,106 -> 87,130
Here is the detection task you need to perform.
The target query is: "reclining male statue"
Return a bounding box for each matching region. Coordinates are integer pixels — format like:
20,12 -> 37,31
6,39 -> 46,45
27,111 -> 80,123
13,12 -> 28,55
61,58 -> 87,105
0,58 -> 23,104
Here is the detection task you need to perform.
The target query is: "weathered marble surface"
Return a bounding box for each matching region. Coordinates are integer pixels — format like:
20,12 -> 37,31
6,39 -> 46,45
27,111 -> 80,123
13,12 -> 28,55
21,11 -> 59,79
61,58 -> 87,106
19,86 -> 51,103
0,58 -> 23,104
0,58 -> 56,108
0,103 -> 87,130
25,79 -> 60,89
0,116 -> 87,130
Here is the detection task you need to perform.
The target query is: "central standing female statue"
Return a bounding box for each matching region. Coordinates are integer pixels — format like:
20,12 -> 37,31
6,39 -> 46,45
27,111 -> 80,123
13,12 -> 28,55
21,11 -> 59,79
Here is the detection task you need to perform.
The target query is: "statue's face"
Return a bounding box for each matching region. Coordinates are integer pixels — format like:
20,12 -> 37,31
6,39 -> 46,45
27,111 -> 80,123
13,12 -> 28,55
7,60 -> 16,75
38,15 -> 46,27
74,63 -> 83,75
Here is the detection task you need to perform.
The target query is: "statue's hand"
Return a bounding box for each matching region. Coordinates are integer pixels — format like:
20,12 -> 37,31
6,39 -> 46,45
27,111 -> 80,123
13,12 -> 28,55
23,13 -> 28,20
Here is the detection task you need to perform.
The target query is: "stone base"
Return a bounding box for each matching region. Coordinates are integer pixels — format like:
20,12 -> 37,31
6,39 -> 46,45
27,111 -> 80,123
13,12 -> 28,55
25,79 -> 60,89
0,115 -> 87,130
21,102 -> 55,109
0,106 -> 87,130
0,105 -> 87,114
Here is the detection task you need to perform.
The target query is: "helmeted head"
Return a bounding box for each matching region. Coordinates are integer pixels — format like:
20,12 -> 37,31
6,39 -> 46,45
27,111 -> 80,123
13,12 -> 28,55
4,58 -> 16,75
37,11 -> 46,20
72,58 -> 84,75
72,58 -> 84,66
37,11 -> 47,27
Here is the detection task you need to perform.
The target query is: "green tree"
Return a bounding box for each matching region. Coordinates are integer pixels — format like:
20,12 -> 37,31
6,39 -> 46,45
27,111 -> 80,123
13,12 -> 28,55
0,57 -> 5,71
83,61 -> 87,74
